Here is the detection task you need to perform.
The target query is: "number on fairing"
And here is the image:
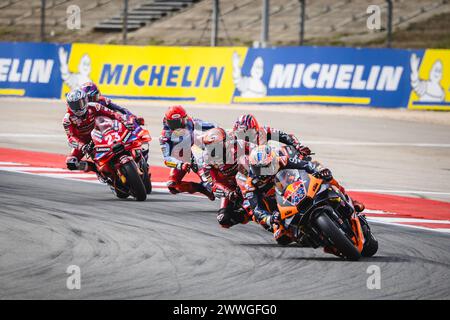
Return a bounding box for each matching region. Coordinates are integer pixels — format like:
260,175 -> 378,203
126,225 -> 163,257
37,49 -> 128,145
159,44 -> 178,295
105,133 -> 120,145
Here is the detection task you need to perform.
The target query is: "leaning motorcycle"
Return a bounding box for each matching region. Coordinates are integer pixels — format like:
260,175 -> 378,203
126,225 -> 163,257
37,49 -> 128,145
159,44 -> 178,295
84,116 -> 152,201
274,169 -> 378,260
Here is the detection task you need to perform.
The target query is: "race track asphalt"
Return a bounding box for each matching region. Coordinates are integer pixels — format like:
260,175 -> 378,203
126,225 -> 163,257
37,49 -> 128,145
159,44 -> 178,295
0,98 -> 449,299
0,171 -> 449,299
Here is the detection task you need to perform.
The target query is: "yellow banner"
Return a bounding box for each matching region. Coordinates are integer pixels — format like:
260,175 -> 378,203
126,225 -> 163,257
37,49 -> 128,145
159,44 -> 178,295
408,49 -> 450,110
61,43 -> 248,103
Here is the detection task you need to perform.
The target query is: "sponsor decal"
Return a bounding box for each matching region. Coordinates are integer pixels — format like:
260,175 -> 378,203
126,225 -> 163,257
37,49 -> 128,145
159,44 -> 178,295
0,42 -> 70,98
0,41 -> 448,110
96,147 -> 111,153
408,50 -> 450,110
233,47 -> 424,108
62,43 -> 248,103
122,131 -> 132,143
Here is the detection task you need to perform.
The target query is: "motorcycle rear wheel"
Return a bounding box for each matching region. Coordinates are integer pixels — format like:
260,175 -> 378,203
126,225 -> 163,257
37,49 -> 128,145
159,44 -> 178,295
315,210 -> 361,261
121,161 -> 147,201
141,161 -> 152,194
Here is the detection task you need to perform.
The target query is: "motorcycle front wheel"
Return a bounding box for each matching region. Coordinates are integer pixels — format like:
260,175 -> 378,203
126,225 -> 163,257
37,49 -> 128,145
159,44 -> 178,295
315,209 -> 361,261
121,161 -> 147,201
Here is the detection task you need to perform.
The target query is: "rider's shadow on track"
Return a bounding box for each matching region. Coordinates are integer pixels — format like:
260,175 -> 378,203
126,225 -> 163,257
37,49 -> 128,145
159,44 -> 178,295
238,243 -> 406,262
95,195 -> 190,203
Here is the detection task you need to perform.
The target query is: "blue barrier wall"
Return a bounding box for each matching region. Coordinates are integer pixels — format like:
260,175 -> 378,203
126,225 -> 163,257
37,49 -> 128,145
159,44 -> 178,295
0,42 -> 448,110
0,42 -> 70,98
233,47 -> 425,108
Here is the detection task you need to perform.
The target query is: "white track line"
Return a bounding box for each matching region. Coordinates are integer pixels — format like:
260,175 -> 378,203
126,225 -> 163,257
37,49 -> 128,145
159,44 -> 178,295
0,166 -> 69,172
0,162 -> 26,165
367,217 -> 450,224
367,218 -> 450,234
37,173 -> 97,178
348,188 -> 450,197
0,133 -> 61,138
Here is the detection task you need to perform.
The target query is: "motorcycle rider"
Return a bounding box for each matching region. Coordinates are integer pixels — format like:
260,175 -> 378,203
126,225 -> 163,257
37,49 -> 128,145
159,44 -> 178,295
200,127 -> 252,228
232,114 -> 312,158
79,82 -> 152,181
79,82 -> 145,126
63,88 -> 136,172
244,145 -> 362,245
159,105 -> 215,200
234,114 -> 365,213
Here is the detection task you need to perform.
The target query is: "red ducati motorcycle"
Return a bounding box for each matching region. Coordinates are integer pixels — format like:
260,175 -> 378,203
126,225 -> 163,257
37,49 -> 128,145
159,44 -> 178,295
86,116 -> 152,201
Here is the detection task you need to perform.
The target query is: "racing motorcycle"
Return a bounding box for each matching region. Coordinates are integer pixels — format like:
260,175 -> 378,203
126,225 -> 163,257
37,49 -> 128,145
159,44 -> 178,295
273,168 -> 378,260
83,116 -> 152,201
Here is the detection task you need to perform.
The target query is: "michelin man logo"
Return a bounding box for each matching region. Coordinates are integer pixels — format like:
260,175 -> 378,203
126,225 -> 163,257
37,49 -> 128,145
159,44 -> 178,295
59,47 -> 92,90
232,52 -> 267,98
410,53 -> 445,102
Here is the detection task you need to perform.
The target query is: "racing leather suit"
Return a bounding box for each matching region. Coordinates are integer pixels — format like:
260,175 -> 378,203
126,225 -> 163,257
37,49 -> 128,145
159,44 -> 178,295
244,153 -> 320,231
159,117 -> 216,198
62,102 -> 131,169
199,141 -> 252,228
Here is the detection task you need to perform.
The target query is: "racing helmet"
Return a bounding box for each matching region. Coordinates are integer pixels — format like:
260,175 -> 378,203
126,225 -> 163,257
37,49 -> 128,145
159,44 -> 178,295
202,128 -> 227,162
233,114 -> 260,132
80,82 -> 101,102
248,145 -> 280,182
66,89 -> 89,117
165,105 -> 188,130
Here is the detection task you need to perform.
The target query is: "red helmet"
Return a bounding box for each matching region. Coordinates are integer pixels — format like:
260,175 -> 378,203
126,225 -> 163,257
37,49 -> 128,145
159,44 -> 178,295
165,105 -> 188,130
233,114 -> 260,132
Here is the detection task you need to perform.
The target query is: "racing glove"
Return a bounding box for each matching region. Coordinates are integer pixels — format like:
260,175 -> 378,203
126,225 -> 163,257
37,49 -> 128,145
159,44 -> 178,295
295,144 -> 312,157
270,211 -> 282,226
122,115 -> 135,130
316,168 -> 333,181
81,142 -> 94,156
136,117 -> 145,126
177,162 -> 191,172
66,156 -> 79,171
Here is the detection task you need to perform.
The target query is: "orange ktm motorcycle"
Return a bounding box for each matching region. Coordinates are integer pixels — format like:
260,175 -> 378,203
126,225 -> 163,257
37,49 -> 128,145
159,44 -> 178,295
274,169 -> 378,260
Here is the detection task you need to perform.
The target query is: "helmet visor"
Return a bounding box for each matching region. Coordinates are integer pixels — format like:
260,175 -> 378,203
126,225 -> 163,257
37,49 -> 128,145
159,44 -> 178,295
167,117 -> 185,130
68,97 -> 88,116
250,160 -> 279,177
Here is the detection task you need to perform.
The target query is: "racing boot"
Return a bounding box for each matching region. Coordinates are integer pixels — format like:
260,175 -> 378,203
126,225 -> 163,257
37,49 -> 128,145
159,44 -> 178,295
273,224 -> 294,246
217,207 -> 245,228
79,160 -> 98,173
352,199 -> 365,213
196,183 -> 215,201
167,180 -> 214,200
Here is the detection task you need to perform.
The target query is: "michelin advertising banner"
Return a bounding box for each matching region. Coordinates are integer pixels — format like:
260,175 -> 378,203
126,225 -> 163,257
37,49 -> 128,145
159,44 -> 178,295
0,42 -> 448,110
0,42 -> 71,98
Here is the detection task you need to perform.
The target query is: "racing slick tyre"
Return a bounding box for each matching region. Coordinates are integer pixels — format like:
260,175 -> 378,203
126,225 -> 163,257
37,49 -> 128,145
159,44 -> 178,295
141,161 -> 152,194
315,209 -> 361,261
121,161 -> 147,201
113,187 -> 129,199
359,215 -> 378,257
361,232 -> 378,257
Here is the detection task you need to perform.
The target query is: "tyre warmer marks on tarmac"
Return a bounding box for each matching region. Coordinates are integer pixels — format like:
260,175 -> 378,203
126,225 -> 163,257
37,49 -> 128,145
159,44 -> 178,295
1,147 -> 449,233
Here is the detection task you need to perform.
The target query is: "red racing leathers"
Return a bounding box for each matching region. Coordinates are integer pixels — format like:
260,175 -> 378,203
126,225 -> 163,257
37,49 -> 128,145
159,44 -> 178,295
62,102 -> 131,168
199,139 -> 254,228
